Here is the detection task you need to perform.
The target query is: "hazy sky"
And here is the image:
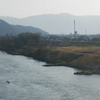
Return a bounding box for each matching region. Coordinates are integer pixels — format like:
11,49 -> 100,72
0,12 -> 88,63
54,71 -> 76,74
0,0 -> 100,18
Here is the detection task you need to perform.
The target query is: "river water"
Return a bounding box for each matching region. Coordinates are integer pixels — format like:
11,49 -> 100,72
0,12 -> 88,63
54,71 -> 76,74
0,51 -> 100,100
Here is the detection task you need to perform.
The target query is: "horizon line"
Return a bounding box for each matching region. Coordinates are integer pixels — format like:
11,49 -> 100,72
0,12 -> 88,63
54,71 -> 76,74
1,13 -> 100,19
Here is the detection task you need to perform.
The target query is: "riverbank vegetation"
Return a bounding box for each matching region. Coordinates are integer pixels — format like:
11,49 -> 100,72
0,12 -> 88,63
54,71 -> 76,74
0,32 -> 100,75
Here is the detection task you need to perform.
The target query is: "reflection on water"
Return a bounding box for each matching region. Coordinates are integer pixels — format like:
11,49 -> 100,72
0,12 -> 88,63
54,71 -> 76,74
0,51 -> 100,100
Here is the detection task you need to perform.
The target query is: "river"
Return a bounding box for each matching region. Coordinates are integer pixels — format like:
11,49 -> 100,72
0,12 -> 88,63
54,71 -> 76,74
0,51 -> 100,100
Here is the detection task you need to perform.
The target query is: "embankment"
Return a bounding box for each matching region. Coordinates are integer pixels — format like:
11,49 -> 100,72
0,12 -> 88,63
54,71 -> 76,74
8,46 -> 100,75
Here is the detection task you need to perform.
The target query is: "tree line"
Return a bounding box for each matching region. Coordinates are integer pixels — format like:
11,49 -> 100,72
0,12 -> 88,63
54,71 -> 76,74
0,32 -> 48,54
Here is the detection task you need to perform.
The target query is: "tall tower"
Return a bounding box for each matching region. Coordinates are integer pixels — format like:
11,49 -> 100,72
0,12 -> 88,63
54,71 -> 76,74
74,20 -> 75,34
74,20 -> 77,37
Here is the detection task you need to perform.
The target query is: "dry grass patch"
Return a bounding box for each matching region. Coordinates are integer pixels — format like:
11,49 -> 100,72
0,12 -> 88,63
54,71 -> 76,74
45,46 -> 100,70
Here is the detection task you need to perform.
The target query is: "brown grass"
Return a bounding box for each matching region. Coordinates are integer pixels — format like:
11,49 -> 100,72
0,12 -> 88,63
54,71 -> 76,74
44,46 -> 100,70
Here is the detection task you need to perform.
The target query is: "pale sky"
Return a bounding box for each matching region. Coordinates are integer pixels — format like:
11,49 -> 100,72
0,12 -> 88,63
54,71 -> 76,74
0,0 -> 100,18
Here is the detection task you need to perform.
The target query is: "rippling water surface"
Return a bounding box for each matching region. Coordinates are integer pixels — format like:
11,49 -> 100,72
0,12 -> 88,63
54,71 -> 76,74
0,51 -> 100,100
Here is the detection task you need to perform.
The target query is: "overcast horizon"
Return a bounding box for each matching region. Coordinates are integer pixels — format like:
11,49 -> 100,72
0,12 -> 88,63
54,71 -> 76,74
0,0 -> 100,18
1,13 -> 100,19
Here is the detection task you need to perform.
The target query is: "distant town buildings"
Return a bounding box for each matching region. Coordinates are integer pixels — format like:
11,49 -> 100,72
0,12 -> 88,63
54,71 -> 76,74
46,20 -> 100,43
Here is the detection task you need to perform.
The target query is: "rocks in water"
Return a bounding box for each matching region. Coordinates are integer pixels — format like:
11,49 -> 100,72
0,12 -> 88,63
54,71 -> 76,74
74,70 -> 93,75
74,70 -> 100,75
6,81 -> 10,84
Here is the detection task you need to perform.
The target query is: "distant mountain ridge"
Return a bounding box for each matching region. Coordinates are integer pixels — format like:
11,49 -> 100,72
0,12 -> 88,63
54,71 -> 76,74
1,13 -> 100,34
0,19 -> 49,36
